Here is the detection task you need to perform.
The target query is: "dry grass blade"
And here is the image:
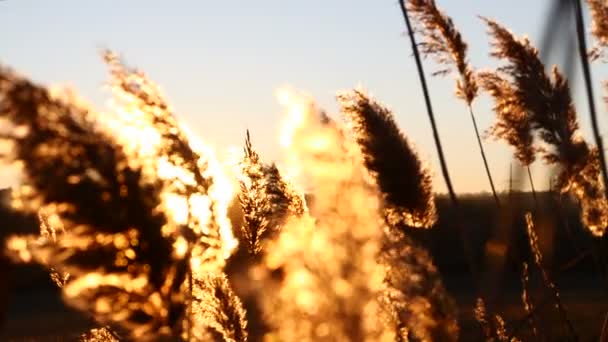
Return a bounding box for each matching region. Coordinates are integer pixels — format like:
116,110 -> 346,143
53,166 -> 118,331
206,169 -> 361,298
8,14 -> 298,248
481,17 -> 608,235
406,0 -> 477,104
586,0 -> 608,61
0,66 -> 188,339
337,89 -> 436,229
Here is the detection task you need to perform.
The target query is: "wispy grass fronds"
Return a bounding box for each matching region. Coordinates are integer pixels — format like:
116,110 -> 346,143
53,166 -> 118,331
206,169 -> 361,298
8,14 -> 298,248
191,273 -> 248,342
380,227 -> 458,341
406,0 -> 477,104
525,213 -> 578,339
586,0 -> 608,61
405,0 -> 503,205
238,130 -> 306,254
0,67 -> 188,339
397,0 -> 459,206
337,89 -> 436,228
263,89 -> 393,341
477,72 -> 535,166
103,51 -> 238,269
481,18 -> 608,235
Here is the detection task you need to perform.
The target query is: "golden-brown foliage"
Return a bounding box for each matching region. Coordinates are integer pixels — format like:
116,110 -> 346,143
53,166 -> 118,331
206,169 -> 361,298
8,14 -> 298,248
587,0 -> 608,61
0,66 -> 189,339
191,273 -> 248,342
481,18 -> 608,236
380,227 -> 459,341
477,71 -> 536,165
337,89 -> 436,229
407,0 -> 478,104
1,54 -> 457,341
262,89 -> 391,341
237,130 -> 305,254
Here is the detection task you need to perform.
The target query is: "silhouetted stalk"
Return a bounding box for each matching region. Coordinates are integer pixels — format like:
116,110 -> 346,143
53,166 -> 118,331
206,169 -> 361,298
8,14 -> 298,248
573,0 -> 608,199
398,0 -> 458,206
468,105 -> 500,206
526,166 -> 538,206
398,1 -> 481,292
526,213 -> 578,340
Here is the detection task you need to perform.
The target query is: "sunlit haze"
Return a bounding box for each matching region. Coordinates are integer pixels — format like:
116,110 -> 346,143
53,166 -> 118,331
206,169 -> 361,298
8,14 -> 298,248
2,0 -> 607,194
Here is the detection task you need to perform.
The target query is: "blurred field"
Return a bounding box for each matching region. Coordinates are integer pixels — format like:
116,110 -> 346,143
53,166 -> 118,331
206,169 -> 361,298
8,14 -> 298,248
2,191 -> 607,341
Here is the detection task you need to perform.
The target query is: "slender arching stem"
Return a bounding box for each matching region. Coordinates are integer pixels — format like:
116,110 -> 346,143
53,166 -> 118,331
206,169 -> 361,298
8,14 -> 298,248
398,0 -> 458,206
573,0 -> 608,199
468,105 -> 500,206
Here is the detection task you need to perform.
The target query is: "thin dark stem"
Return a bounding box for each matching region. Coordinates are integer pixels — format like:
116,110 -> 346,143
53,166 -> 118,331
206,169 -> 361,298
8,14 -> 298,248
398,1 -> 481,293
468,105 -> 500,207
526,165 -> 538,207
398,0 -> 458,206
573,0 -> 608,199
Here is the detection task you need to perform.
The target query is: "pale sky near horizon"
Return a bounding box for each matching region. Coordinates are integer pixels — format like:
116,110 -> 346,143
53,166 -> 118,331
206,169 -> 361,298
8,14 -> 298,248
1,1 -> 607,194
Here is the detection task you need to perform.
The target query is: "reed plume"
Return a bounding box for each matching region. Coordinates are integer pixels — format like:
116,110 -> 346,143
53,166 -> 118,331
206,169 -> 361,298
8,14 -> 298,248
103,51 -> 238,270
337,89 -> 436,228
191,273 -> 248,342
262,89 -> 391,341
397,0 -> 459,206
237,130 -> 305,254
477,72 -> 535,166
406,0 -> 477,103
480,17 -> 608,235
0,66 -> 189,339
406,0 -> 501,205
380,227 -> 459,341
586,0 -> 608,61
1,52 -> 247,339
259,88 -> 458,341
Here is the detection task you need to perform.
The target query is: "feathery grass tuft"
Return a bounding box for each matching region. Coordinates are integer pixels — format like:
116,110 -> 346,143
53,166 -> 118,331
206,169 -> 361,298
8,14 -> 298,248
0,66 -> 188,339
191,273 -> 248,342
481,17 -> 608,235
477,71 -> 535,166
406,0 -> 505,205
238,130 -> 306,254
380,227 -> 459,341
587,0 -> 608,61
337,89 -> 436,228
406,0 -> 478,104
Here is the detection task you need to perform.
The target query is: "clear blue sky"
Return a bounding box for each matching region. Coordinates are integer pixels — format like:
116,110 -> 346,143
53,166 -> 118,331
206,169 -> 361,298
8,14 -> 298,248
1,0 -> 607,194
